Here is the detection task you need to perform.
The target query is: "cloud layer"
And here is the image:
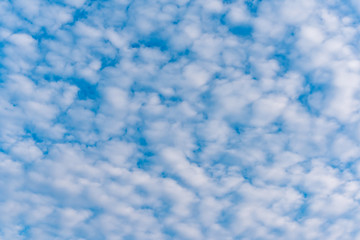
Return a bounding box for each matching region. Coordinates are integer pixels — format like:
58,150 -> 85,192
1,0 -> 360,239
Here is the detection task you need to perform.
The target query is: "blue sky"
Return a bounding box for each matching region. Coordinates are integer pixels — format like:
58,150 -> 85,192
1,0 -> 360,239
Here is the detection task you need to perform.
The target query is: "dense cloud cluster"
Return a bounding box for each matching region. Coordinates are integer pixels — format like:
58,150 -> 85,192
1,0 -> 360,239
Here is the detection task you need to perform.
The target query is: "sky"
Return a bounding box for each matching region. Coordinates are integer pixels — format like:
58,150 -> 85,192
1,0 -> 360,239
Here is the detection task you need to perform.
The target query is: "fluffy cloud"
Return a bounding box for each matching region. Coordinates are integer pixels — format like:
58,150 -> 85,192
0,0 -> 360,239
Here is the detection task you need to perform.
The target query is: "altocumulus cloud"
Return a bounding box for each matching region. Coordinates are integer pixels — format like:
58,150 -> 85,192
1,0 -> 360,239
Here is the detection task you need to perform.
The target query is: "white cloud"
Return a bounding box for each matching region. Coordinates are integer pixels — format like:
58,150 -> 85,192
251,95 -> 288,126
1,0 -> 360,239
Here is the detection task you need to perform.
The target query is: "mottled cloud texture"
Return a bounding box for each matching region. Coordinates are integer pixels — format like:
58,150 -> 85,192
1,0 -> 360,239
